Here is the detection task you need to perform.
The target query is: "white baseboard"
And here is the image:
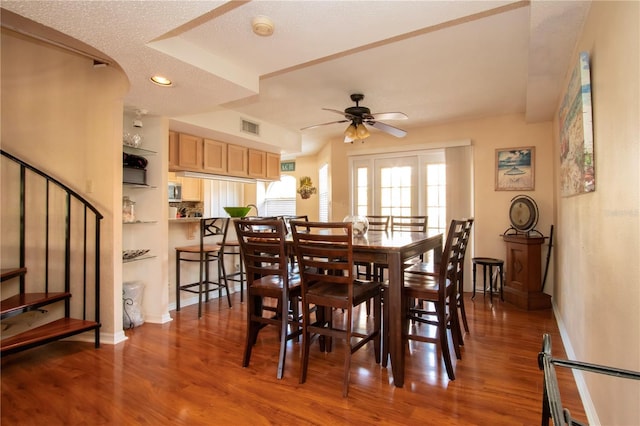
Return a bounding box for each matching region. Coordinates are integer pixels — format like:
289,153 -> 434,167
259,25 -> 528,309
553,301 -> 600,425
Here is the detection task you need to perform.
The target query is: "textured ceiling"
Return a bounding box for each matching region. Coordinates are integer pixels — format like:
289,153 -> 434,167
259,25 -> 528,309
1,1 -> 591,157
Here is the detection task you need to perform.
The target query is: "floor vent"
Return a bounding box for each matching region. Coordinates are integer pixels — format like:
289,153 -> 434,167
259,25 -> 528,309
241,119 -> 260,136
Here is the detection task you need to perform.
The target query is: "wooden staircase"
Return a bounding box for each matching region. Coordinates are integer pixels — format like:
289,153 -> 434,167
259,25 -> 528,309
1,150 -> 102,356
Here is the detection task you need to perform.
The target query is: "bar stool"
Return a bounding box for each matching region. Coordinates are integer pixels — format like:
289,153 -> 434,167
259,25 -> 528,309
175,217 -> 230,318
471,257 -> 504,303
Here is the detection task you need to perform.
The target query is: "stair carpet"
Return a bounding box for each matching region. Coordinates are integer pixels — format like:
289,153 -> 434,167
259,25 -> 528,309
0,267 -> 100,355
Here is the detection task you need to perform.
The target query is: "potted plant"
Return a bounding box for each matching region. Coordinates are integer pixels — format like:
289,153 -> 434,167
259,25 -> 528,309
297,176 -> 317,199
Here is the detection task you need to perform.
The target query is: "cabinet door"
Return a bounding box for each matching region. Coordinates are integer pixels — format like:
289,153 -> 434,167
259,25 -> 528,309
248,149 -> 266,178
178,177 -> 202,201
266,152 -> 281,180
203,139 -> 227,174
227,145 -> 248,177
177,133 -> 203,171
168,131 -> 179,171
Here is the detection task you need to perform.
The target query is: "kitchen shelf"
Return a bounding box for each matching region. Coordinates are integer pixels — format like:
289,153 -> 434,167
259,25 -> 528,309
123,220 -> 157,225
123,145 -> 157,156
123,182 -> 157,189
123,255 -> 156,264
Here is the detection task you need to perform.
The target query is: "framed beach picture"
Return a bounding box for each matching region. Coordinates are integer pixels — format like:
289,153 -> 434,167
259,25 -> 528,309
495,147 -> 535,191
558,52 -> 595,197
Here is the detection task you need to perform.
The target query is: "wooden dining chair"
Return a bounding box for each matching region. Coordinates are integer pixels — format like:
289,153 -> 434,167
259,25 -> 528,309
354,215 -> 390,282
372,215 -> 428,282
405,218 -> 474,334
234,218 -> 302,379
391,215 -> 428,233
382,219 -> 465,380
290,220 -> 382,397
175,217 -> 230,318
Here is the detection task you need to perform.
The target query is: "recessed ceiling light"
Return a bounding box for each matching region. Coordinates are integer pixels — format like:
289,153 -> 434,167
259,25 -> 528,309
150,75 -> 172,87
252,15 -> 274,37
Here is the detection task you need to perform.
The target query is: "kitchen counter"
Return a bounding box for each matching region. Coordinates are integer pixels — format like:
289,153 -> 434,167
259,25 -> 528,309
169,217 -> 203,239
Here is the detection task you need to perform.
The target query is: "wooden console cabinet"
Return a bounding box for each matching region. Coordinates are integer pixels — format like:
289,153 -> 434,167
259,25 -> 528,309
503,234 -> 551,310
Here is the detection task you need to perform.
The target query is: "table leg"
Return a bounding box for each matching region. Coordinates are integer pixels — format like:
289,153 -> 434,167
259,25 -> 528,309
387,251 -> 404,388
472,262 -> 477,299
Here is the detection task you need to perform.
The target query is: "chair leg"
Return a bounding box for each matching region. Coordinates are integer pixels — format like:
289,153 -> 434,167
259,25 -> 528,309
342,306 -> 353,397
242,295 -> 261,368
436,304 -> 455,380
277,294 -> 288,379
299,301 -> 312,385
457,270 -> 470,333
381,288 -> 390,368
219,256 -> 232,308
175,251 -> 181,311
373,293 -> 381,364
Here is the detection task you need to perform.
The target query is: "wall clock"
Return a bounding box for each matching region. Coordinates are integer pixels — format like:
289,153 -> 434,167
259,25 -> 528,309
508,194 -> 539,233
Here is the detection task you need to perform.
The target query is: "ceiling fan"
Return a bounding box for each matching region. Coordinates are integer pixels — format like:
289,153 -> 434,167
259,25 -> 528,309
301,94 -> 408,143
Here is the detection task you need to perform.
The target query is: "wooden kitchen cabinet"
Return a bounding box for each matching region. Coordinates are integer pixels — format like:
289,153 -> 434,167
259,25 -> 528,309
227,145 -> 248,177
177,176 -> 202,201
177,133 -> 203,171
203,139 -> 227,174
168,131 -> 179,171
248,149 -> 266,178
266,152 -> 281,180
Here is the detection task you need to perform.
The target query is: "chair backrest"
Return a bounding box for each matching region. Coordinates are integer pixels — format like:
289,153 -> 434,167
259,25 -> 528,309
280,215 -> 309,234
391,216 -> 428,233
290,221 -> 354,303
459,218 -> 474,264
436,219 -> 466,294
366,215 -> 390,232
201,217 -> 230,250
234,218 -> 289,285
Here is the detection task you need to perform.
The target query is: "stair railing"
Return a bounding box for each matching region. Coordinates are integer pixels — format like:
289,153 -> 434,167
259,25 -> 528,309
1,149 -> 102,348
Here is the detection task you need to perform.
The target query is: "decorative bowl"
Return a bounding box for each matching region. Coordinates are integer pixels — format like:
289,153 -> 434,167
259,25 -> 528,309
224,207 -> 252,218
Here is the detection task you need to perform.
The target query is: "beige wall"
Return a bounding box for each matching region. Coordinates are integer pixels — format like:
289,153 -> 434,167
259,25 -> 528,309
552,2 -> 639,424
287,155 -> 320,221
1,29 -> 129,341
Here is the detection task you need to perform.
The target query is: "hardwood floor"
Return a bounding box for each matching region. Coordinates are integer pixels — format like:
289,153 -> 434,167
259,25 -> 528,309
1,293 -> 586,425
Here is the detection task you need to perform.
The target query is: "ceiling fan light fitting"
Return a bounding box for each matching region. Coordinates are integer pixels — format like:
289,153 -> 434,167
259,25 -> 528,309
356,123 -> 370,139
344,123 -> 358,140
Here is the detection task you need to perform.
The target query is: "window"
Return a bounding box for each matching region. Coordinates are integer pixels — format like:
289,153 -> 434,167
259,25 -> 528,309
319,163 -> 329,221
264,175 -> 296,217
349,151 -> 446,232
426,163 -> 446,234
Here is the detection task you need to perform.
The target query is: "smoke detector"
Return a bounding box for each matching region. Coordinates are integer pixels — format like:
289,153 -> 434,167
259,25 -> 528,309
252,15 -> 274,37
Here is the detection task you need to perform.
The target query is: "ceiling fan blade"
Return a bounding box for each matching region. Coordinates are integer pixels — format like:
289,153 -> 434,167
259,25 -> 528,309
322,108 -> 348,116
370,112 -> 408,121
300,119 -> 348,131
368,121 -> 408,138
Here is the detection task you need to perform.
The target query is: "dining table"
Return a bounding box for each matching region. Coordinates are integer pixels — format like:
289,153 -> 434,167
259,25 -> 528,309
350,230 -> 443,387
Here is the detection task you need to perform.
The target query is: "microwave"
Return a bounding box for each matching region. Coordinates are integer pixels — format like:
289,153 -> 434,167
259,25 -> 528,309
168,181 -> 182,202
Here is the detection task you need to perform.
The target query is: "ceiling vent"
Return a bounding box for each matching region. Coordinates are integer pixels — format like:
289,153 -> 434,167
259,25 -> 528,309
241,119 -> 260,136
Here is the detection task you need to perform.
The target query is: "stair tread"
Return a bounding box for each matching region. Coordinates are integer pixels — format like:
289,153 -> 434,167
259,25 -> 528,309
1,292 -> 71,316
1,317 -> 100,353
1,267 -> 27,282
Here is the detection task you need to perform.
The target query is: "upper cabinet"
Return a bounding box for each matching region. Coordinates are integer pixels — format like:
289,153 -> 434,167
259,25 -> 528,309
168,131 -> 179,171
228,145 -> 248,177
203,139 -> 227,174
248,149 -> 266,178
168,131 -> 280,181
177,133 -> 203,171
266,152 -> 281,180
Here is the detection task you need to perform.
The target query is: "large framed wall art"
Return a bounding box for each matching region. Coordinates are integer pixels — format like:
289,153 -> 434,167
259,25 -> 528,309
558,51 -> 595,197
